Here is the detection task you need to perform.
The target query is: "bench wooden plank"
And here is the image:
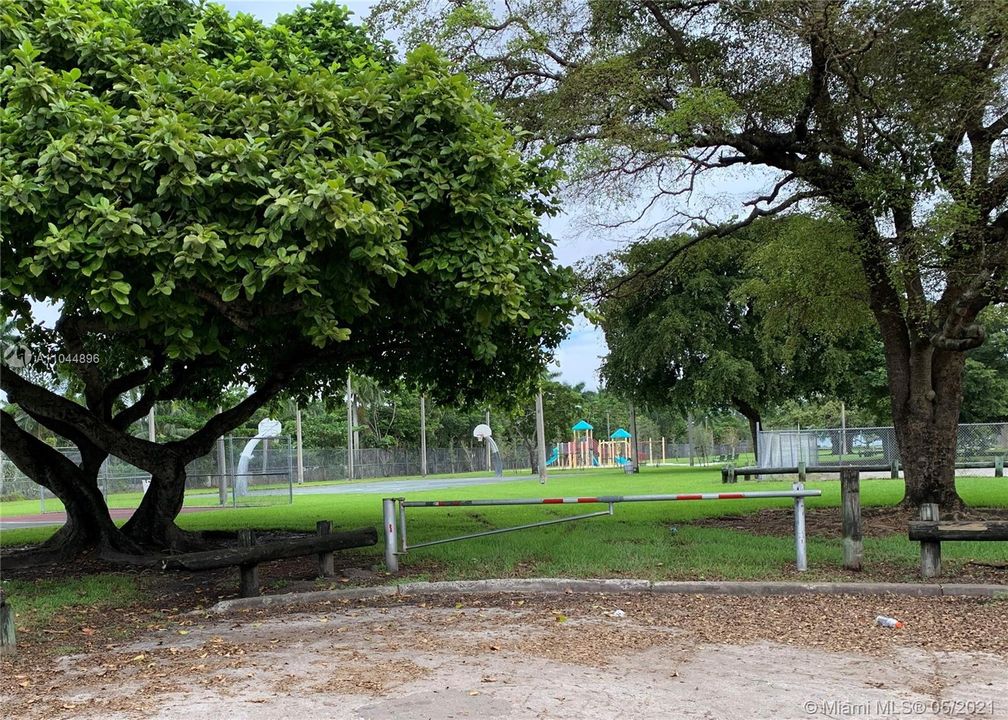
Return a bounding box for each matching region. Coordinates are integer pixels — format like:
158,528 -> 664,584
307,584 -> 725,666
908,520 -> 1008,542
162,526 -> 377,571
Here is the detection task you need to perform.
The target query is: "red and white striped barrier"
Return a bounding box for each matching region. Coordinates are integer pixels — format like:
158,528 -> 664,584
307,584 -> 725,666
383,486 -> 819,573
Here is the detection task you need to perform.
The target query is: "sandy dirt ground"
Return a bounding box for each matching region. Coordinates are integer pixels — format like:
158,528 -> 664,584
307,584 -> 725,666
3,591 -> 1007,720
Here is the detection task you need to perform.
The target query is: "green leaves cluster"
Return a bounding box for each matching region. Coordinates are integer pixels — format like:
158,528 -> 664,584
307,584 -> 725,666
587,216 -> 884,425
1,0 -> 575,405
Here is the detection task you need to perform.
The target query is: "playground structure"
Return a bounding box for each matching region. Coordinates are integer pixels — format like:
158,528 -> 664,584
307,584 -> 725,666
599,427 -> 633,467
548,420 -> 600,469
544,421 -> 644,469
541,427 -> 744,470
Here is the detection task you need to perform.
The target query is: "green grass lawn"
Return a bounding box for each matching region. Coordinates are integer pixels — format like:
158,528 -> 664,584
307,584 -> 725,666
3,466 -> 1005,582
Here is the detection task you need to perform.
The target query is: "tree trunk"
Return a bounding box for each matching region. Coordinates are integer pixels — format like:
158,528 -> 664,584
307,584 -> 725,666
731,398 -> 761,464
0,415 -> 140,565
889,345 -> 965,509
523,437 -> 537,474
120,457 -> 201,551
44,477 -> 134,556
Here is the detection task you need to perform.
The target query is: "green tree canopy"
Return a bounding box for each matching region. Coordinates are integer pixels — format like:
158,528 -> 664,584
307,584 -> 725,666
375,0 -> 1008,506
585,217 -> 881,456
0,0 -> 574,557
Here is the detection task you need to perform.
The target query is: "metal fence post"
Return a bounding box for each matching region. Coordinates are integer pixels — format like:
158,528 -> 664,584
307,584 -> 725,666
383,498 -> 399,572
793,481 -> 808,572
216,427 -> 227,506
996,456 -> 1004,478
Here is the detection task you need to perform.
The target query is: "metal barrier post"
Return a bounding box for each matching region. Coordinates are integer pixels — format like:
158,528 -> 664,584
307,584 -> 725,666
383,498 -> 399,572
996,456 -> 1004,478
793,481 -> 808,572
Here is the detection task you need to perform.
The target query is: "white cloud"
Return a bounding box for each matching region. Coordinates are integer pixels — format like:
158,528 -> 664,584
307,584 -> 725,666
548,316 -> 607,391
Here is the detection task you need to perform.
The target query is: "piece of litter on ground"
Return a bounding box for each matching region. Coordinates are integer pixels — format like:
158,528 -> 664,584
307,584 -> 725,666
608,609 -> 627,618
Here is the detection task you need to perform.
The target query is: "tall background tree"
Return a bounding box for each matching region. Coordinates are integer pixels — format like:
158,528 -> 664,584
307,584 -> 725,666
0,0 -> 575,558
584,217 -> 882,458
375,0 -> 1008,508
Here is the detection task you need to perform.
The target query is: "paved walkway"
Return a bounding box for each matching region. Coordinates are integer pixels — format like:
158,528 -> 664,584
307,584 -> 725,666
0,504 -> 222,530
7,588 -> 1007,720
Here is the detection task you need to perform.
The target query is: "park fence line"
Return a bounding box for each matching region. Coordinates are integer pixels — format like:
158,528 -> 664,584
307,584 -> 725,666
0,435 -> 749,507
756,422 -> 1008,469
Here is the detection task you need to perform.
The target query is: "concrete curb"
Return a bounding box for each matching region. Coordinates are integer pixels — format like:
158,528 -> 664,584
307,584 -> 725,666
210,585 -> 397,613
207,578 -> 1008,613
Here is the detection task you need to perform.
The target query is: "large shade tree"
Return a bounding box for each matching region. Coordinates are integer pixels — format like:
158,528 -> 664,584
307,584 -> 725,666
0,0 -> 575,559
586,216 -> 881,458
376,0 -> 1008,507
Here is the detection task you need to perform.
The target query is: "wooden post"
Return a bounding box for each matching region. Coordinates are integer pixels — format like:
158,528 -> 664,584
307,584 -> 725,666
316,521 -> 335,577
535,392 -> 547,484
629,403 -> 639,472
890,459 -> 899,479
919,503 -> 941,578
840,467 -> 862,571
661,437 -> 666,466
238,529 -> 259,597
0,588 -> 15,657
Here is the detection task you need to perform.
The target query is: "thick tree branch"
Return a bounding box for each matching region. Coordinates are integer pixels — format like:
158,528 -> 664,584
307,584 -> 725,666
2,369 -> 160,465
0,409 -> 82,495
597,190 -> 820,300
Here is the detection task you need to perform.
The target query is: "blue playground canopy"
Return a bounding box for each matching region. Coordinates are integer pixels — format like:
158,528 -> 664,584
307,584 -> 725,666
610,428 -> 631,439
571,420 -> 593,431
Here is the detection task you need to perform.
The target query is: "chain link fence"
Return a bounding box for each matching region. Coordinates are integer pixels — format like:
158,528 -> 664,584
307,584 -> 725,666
1,438 -> 539,512
757,422 -> 1008,475
633,439 -> 751,466
1,436 -> 295,512
1,433 -> 762,512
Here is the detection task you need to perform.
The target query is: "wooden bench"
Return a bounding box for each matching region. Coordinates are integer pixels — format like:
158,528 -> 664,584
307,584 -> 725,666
162,522 -> 378,597
908,503 -> 1008,578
